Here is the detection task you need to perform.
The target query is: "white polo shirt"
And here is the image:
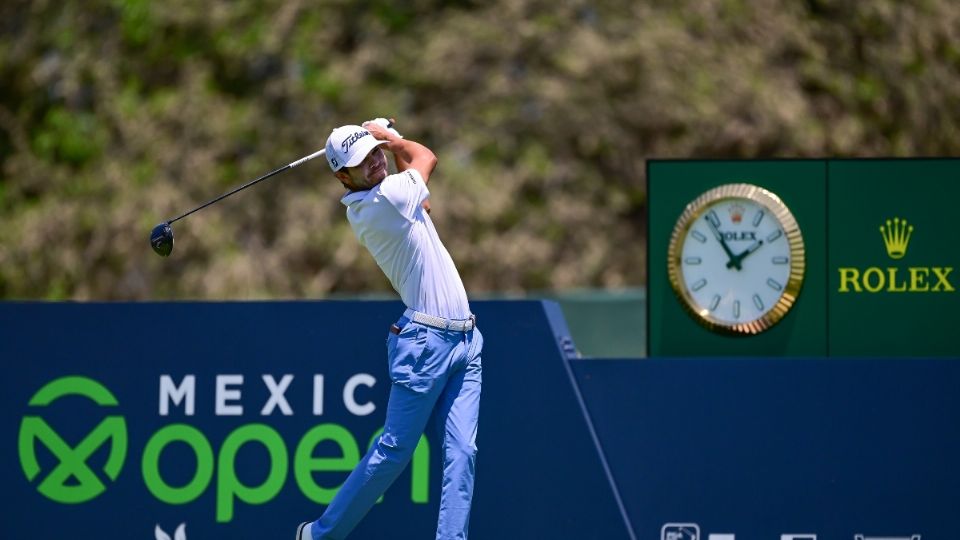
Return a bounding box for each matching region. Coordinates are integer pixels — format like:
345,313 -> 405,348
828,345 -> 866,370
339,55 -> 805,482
341,169 -> 472,320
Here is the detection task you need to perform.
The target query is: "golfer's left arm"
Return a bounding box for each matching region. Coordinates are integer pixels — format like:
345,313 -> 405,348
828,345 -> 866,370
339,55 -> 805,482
365,121 -> 436,213
364,122 -> 438,184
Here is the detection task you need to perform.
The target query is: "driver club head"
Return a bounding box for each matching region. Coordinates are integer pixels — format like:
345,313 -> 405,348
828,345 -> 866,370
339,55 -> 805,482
150,222 -> 174,257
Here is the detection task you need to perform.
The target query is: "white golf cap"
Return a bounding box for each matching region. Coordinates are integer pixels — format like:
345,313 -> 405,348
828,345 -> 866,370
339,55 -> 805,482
325,125 -> 387,172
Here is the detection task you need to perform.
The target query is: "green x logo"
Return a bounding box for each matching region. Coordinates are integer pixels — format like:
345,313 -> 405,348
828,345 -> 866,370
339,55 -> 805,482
18,376 -> 128,503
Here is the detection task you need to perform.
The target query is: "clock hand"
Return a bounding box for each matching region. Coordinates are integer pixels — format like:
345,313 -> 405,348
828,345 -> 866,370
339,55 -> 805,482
704,216 -> 741,271
726,239 -> 764,269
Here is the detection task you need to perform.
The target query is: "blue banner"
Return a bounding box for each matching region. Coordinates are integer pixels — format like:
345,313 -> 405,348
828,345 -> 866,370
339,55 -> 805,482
572,357 -> 960,540
6,300 -> 953,540
2,300 -> 630,540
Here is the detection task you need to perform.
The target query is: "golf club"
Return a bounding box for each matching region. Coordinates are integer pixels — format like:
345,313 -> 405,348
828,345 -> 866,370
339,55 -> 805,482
149,148 -> 326,257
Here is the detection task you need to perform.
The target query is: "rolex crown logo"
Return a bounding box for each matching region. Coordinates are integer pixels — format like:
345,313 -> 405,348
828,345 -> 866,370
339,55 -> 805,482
728,203 -> 744,224
879,217 -> 913,259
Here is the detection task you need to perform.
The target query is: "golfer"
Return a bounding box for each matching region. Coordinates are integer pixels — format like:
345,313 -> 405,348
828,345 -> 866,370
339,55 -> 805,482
297,119 -> 483,540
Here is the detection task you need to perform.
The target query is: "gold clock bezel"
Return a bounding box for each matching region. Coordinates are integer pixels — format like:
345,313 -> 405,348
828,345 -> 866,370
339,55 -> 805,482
666,183 -> 806,335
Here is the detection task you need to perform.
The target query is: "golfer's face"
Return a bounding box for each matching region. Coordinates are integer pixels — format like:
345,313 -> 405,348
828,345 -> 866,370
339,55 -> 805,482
358,147 -> 387,185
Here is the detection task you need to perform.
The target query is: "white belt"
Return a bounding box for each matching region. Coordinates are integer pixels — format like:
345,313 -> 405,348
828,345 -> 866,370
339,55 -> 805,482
404,308 -> 476,332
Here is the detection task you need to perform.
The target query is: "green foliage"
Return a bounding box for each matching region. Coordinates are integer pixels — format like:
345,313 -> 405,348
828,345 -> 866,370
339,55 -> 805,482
33,107 -> 106,166
1,0 -> 959,300
115,0 -> 155,46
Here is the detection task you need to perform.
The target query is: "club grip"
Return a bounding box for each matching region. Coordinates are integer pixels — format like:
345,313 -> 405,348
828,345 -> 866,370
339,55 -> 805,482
289,148 -> 326,169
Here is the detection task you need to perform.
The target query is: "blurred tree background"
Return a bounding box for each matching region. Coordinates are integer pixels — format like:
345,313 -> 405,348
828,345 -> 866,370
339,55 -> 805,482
1,0 -> 958,300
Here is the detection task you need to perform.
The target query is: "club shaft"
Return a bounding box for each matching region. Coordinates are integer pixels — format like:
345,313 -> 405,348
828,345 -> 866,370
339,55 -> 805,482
167,149 -> 326,225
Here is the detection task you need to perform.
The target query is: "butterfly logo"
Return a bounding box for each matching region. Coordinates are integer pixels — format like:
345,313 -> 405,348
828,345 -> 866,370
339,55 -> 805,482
155,523 -> 186,540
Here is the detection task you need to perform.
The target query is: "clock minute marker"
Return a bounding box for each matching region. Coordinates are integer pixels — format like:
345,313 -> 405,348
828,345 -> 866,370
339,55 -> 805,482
706,210 -> 721,228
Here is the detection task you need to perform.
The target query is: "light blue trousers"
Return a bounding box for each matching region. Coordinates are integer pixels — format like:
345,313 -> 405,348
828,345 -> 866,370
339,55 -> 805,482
309,315 -> 483,540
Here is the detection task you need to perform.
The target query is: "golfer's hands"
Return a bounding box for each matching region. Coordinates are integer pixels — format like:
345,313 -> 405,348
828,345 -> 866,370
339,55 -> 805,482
363,118 -> 402,141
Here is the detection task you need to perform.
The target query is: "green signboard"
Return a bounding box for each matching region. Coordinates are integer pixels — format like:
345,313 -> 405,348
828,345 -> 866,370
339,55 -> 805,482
648,158 -> 958,357
648,160 -> 828,356
828,159 -> 958,356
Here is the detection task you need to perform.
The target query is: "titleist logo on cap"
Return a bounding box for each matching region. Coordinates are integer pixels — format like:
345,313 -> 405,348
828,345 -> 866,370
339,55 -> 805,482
341,130 -> 370,152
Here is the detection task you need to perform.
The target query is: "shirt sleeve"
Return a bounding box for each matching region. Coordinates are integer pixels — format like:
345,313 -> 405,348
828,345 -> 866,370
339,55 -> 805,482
378,169 -> 430,220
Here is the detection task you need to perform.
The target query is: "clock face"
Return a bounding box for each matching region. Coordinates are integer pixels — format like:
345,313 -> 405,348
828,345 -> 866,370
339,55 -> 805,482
667,183 -> 805,335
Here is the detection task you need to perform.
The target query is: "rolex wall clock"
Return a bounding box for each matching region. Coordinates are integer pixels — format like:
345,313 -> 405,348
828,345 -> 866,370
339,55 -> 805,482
667,183 -> 806,335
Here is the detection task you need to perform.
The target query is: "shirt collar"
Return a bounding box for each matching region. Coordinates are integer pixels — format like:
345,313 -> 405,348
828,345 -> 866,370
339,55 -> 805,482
341,190 -> 369,207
